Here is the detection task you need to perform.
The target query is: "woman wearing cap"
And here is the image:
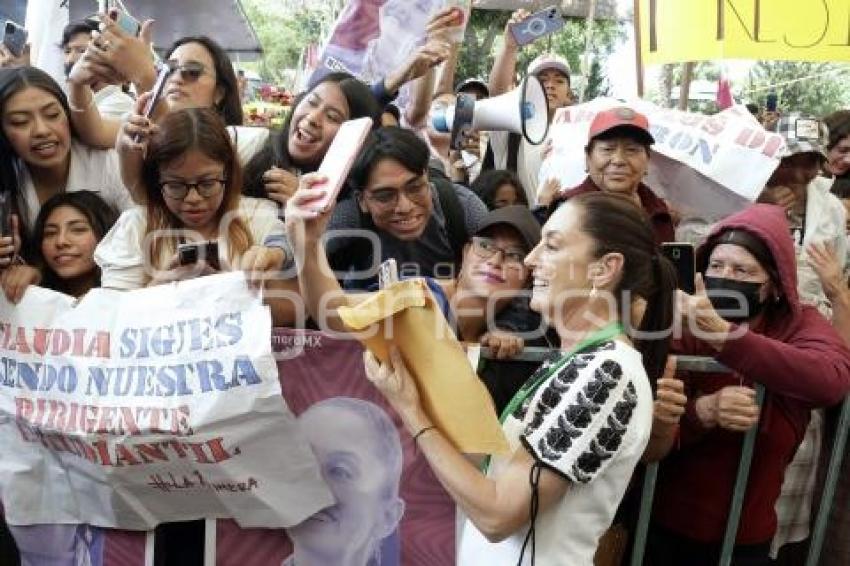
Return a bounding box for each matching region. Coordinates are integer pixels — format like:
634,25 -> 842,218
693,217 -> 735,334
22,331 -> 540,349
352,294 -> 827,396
553,106 -> 675,244
646,204 -> 850,566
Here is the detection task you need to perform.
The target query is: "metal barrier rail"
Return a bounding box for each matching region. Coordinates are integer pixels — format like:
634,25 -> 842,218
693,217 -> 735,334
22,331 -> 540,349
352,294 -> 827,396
481,348 -> 849,566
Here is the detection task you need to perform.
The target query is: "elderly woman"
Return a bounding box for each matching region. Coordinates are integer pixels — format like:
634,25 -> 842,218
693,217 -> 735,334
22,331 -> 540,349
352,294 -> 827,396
646,204 -> 850,566
556,107 -> 674,244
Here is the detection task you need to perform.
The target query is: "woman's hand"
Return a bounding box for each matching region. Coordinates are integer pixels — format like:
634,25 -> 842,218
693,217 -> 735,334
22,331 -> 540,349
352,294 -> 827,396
0,43 -> 29,68
807,241 -> 846,300
239,245 -> 284,288
480,330 -> 524,360
116,92 -> 159,155
676,273 -> 731,350
263,167 -> 300,207
284,173 -> 334,249
1,264 -> 41,304
93,11 -> 157,88
654,366 -> 687,425
364,347 -> 422,417
0,215 -> 22,269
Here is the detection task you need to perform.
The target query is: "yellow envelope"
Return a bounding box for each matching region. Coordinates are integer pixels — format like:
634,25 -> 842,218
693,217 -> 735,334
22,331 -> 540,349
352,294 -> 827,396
339,279 -> 509,455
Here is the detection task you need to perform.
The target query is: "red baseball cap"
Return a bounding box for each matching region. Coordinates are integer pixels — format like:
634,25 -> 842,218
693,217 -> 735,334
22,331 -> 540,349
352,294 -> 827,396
588,107 -> 655,145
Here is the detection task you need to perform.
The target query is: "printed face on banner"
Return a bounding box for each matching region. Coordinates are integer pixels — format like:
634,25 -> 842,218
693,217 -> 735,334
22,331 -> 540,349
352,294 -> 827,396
216,329 -> 456,566
287,398 -> 405,566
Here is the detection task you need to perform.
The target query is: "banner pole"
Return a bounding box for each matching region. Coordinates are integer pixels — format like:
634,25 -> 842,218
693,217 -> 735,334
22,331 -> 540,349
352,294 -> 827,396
678,61 -> 694,110
633,0 -> 645,97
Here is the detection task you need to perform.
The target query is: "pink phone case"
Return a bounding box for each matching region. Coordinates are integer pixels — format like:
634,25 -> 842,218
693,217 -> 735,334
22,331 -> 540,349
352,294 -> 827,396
313,117 -> 373,211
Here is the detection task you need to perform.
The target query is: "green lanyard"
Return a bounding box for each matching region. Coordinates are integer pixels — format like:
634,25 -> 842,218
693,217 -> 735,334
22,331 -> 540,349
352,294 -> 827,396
498,322 -> 625,424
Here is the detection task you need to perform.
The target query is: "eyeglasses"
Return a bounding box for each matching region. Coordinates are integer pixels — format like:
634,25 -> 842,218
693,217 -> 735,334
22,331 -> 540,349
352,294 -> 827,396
159,178 -> 226,200
166,61 -> 208,83
471,236 -> 526,268
362,180 -> 431,208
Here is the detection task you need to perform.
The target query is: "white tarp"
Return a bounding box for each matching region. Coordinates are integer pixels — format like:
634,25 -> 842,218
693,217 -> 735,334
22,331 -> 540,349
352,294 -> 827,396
538,98 -> 786,219
0,272 -> 333,530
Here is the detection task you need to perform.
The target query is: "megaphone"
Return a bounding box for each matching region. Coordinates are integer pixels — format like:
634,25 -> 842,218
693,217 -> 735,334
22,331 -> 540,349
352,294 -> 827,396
431,75 -> 549,150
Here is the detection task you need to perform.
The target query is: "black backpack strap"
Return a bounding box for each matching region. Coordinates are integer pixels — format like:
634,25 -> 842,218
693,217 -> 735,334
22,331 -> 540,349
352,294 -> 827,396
432,178 -> 468,265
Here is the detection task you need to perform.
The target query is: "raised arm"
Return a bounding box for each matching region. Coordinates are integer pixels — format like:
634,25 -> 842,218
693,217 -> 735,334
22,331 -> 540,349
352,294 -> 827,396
487,10 -> 529,97
284,174 -> 370,333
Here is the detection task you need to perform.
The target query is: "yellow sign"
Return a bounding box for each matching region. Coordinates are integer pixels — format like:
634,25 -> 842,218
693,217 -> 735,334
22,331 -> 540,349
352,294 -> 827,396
638,0 -> 850,64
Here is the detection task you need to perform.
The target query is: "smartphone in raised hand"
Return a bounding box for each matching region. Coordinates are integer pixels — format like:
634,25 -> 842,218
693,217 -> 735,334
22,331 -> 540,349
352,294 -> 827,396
2,21 -> 28,58
509,6 -> 565,47
660,242 -> 696,294
312,117 -> 373,211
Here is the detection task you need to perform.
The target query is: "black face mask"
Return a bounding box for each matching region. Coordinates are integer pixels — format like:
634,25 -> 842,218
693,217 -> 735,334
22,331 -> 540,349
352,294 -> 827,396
703,276 -> 767,322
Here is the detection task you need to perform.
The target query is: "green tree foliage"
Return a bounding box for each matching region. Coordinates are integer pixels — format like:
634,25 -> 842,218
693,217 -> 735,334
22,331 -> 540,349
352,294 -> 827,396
454,9 -> 624,99
241,0 -> 325,82
744,61 -> 850,118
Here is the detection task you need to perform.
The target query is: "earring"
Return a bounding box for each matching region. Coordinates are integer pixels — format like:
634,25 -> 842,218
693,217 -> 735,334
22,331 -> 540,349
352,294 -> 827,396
589,283 -> 598,299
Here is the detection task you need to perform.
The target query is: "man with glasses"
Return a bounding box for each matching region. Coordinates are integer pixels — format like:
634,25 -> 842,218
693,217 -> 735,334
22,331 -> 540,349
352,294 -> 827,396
60,20 -> 134,120
323,127 -> 488,290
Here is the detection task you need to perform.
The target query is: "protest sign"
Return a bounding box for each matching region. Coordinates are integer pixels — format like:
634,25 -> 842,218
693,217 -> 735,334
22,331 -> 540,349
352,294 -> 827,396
0,273 -> 333,537
639,0 -> 850,64
215,329 -> 456,566
538,98 -> 785,219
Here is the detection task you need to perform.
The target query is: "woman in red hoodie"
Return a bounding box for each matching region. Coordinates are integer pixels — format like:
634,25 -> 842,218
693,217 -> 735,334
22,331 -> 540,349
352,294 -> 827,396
645,204 -> 850,566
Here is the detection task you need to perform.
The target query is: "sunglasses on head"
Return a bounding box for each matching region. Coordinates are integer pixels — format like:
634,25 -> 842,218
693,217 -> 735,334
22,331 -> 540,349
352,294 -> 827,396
166,60 -> 207,82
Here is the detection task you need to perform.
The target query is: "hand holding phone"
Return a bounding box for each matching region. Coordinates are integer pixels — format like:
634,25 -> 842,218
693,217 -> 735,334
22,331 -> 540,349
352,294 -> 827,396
2,21 -> 28,58
312,117 -> 373,211
132,63 -> 172,142
509,6 -> 565,47
178,241 -> 220,271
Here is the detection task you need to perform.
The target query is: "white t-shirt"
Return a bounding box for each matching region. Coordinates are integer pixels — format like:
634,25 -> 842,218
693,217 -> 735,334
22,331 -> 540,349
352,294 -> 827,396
457,340 -> 652,566
94,196 -> 283,290
227,126 -> 270,166
19,139 -> 134,231
488,130 -> 546,206
93,85 -> 135,120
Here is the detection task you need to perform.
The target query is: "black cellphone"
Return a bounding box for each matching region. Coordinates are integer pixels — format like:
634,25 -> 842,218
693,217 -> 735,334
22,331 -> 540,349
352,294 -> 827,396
178,241 -> 219,270
660,242 -> 696,294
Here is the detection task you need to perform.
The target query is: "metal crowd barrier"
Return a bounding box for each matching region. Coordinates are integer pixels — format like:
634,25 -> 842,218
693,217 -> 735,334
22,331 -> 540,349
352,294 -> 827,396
480,348 -> 850,566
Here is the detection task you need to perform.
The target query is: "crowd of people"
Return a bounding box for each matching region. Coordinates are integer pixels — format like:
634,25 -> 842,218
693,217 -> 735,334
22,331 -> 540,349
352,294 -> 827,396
1,5 -> 850,566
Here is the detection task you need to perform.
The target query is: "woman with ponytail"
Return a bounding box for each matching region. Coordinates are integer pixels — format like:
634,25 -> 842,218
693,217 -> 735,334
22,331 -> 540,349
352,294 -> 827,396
361,191 -> 675,565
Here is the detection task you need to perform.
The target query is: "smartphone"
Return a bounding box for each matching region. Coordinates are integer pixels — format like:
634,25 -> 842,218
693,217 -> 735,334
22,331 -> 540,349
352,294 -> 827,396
660,243 -> 696,295
111,10 -> 141,37
178,241 -> 220,270
509,6 -> 565,47
133,63 -> 172,142
766,91 -> 778,113
378,258 -> 399,289
2,21 -> 28,58
313,117 -> 373,211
